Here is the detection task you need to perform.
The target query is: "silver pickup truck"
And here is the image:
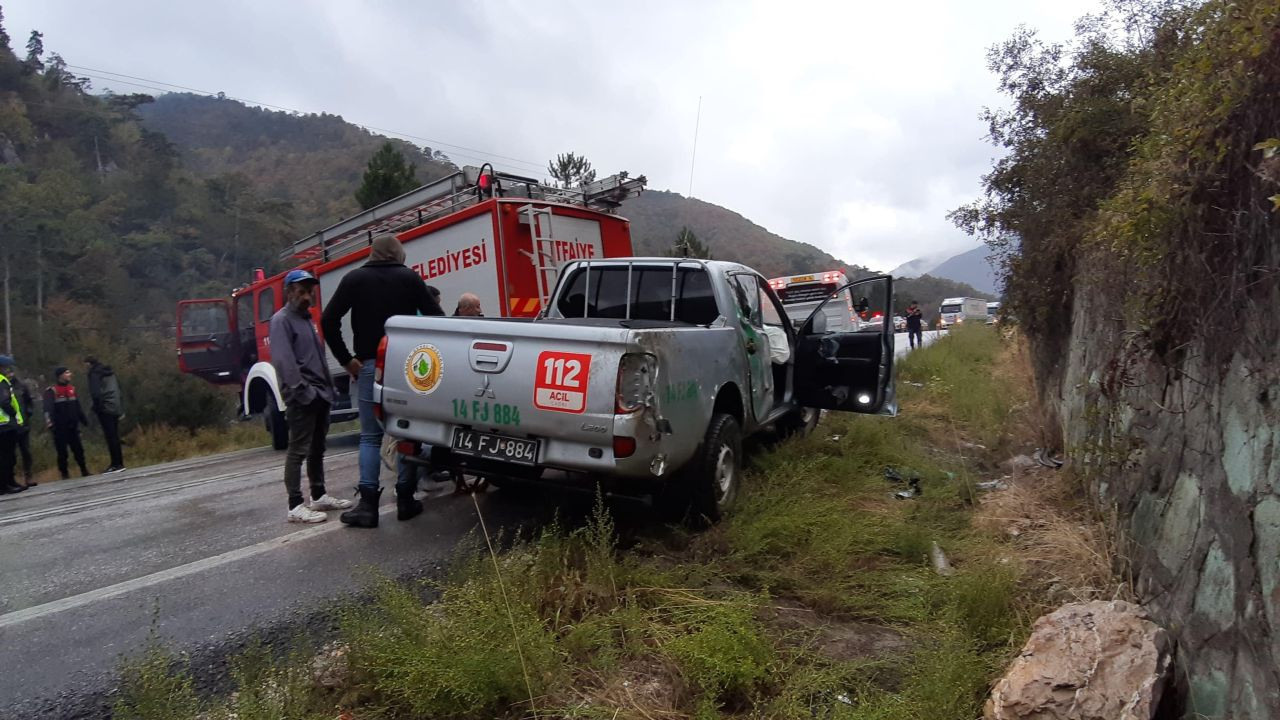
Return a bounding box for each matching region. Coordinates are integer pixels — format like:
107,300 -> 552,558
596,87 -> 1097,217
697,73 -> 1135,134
375,258 -> 896,522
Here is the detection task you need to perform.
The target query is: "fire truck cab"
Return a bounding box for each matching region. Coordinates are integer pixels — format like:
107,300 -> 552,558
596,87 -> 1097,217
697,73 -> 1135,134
177,166 -> 645,448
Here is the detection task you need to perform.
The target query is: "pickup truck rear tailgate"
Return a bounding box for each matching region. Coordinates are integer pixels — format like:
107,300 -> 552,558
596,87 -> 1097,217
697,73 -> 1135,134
379,316 -> 631,466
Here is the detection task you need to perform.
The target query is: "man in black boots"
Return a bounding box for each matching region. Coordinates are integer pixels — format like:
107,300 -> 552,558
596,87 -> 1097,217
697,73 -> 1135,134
321,234 -> 443,528
43,366 -> 91,480
0,356 -> 28,494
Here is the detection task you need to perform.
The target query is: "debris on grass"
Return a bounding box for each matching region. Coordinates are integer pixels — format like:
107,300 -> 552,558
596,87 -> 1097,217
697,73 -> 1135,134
930,542 -> 954,576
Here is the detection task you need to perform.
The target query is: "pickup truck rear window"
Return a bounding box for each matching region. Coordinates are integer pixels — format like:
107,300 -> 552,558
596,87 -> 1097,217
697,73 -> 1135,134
556,266 -> 718,324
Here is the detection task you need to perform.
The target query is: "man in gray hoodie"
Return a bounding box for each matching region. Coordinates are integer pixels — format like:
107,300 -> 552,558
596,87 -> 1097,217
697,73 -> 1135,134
86,355 -> 125,473
321,234 -> 443,528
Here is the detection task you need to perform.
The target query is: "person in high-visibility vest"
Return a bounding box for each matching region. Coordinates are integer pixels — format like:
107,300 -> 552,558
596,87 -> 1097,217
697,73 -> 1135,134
0,355 -> 28,495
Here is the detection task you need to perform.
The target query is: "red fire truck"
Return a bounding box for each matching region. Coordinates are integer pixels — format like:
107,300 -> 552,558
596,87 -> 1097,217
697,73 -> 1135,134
176,165 -> 646,448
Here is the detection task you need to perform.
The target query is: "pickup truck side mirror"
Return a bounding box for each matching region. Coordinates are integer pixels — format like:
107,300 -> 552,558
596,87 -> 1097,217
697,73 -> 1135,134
854,297 -> 870,314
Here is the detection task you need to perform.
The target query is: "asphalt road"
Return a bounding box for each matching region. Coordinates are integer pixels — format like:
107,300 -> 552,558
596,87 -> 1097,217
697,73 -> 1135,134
0,435 -> 542,718
0,329 -> 941,718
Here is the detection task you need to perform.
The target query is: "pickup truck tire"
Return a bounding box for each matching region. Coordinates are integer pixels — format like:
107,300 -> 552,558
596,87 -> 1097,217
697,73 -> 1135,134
687,413 -> 743,526
265,405 -> 288,451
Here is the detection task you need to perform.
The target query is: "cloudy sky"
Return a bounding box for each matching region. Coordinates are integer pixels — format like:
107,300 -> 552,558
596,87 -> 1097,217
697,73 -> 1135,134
6,0 -> 1097,272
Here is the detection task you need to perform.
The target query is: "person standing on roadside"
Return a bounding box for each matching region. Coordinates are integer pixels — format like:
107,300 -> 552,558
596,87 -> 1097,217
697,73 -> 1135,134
453,293 -> 484,317
85,355 -> 126,473
905,301 -> 924,350
321,234 -> 444,528
270,269 -> 353,524
12,365 -> 39,486
43,366 -> 91,480
0,355 -> 28,494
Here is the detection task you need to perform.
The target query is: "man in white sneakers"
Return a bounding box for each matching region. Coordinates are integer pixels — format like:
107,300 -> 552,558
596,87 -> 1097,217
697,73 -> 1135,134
270,269 -> 352,523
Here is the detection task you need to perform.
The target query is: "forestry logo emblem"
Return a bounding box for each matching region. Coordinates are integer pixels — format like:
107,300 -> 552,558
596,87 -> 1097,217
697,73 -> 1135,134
405,344 -> 443,395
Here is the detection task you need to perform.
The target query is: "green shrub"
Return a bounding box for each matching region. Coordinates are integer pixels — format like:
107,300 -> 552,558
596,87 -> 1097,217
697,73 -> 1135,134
113,641 -> 200,720
660,597 -> 774,717
342,573 -> 560,719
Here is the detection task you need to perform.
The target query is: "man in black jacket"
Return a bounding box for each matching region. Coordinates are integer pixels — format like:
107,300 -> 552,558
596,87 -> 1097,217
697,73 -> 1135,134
321,234 -> 443,528
86,356 -> 126,473
905,301 -> 925,350
44,366 -> 91,480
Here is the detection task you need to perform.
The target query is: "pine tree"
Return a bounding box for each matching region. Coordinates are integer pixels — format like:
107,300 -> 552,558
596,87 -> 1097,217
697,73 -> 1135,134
354,141 -> 418,210
23,30 -> 42,73
0,5 -> 11,54
670,226 -> 712,259
547,152 -> 596,188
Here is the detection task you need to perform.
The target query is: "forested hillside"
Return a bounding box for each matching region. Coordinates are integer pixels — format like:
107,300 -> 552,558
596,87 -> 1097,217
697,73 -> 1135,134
137,93 -> 456,232
0,18 -> 306,428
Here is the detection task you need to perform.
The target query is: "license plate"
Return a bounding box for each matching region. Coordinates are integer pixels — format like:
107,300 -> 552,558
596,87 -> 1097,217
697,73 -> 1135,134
451,428 -> 539,465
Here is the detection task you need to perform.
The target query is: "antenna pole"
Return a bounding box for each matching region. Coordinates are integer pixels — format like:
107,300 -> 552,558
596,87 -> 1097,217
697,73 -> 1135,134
687,95 -> 701,198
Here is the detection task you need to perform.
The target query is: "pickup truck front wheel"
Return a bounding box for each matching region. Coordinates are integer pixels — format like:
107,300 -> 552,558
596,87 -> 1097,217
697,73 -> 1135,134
688,413 -> 743,525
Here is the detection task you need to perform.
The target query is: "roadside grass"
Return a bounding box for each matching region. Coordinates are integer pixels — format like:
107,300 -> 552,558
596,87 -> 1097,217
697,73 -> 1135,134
114,325 -> 1123,719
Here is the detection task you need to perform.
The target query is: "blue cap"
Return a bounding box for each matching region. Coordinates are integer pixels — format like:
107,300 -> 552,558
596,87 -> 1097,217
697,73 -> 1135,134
0,355 -> 13,368
284,269 -> 318,286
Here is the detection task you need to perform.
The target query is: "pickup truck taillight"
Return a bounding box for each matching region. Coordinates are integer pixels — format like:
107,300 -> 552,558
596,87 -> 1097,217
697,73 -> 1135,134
615,353 -> 657,414
374,336 -> 389,384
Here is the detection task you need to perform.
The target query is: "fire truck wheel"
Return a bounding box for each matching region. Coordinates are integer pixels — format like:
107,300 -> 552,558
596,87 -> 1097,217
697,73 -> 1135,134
265,405 -> 289,450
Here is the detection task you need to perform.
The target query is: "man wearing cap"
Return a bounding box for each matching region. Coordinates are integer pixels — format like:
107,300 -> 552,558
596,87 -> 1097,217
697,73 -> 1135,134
270,269 -> 353,523
44,366 -> 91,480
0,355 -> 28,494
321,233 -> 443,528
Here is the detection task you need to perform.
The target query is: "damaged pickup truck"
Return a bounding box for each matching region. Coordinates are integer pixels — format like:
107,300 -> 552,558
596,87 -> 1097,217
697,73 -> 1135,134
375,258 -> 896,522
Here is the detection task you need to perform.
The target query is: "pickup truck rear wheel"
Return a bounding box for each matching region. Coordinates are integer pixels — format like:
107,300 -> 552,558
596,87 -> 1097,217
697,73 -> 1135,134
688,413 -> 743,526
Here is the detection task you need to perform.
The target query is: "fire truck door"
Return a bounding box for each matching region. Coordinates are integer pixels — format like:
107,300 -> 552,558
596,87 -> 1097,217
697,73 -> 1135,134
177,299 -> 241,383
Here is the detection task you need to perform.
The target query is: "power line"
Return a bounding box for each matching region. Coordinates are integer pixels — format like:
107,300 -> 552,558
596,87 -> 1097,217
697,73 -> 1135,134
65,63 -> 550,174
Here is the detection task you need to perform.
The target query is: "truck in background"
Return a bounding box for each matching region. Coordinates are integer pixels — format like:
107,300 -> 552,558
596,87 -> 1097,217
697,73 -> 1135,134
175,165 -> 646,448
938,297 -> 987,330
767,270 -> 859,332
986,301 -> 1002,324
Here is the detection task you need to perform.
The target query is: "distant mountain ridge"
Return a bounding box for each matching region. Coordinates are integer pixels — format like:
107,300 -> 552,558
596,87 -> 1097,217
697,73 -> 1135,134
893,244 -> 1000,295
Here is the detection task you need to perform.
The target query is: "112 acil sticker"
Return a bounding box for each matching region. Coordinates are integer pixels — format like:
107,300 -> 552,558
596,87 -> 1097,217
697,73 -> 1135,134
533,351 -> 592,413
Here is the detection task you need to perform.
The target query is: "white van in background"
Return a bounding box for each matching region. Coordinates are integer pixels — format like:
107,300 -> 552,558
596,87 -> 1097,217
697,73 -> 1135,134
938,297 -> 987,329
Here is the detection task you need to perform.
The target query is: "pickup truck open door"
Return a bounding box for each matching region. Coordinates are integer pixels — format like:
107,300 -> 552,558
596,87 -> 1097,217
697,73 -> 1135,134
793,275 -> 897,416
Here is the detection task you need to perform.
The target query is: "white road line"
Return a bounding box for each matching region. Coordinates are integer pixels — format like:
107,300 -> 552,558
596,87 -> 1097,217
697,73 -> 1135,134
0,502 -> 397,630
0,450 -> 358,527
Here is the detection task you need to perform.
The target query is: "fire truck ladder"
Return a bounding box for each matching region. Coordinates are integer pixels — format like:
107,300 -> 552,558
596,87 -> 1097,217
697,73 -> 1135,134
520,205 -> 561,309
279,167 -> 647,266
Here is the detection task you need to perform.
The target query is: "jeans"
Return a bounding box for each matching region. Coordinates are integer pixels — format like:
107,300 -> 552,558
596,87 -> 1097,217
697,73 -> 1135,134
356,362 -> 417,494
908,329 -> 923,349
97,411 -> 124,468
285,397 -> 330,507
